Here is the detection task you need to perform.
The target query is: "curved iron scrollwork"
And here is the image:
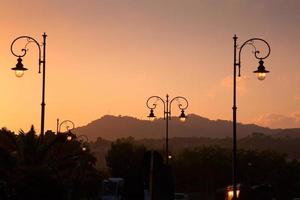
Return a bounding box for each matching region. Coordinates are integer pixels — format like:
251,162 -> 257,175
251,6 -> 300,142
169,96 -> 189,112
10,35 -> 42,72
59,120 -> 75,133
238,38 -> 271,61
146,95 -> 189,119
146,96 -> 166,118
237,37 -> 271,76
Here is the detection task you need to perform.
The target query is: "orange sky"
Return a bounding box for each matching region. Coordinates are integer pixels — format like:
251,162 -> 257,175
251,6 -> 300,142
1,0 -> 300,132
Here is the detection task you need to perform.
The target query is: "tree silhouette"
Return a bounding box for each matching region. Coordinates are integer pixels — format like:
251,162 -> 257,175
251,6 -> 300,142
106,137 -> 146,200
0,126 -> 101,200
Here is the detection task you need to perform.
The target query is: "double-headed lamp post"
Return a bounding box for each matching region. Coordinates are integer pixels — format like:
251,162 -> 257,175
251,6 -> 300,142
10,33 -> 47,135
146,94 -> 188,164
232,34 -> 271,199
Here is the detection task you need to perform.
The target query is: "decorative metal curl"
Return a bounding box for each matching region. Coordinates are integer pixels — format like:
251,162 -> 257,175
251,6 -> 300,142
237,37 -> 271,77
238,38 -> 271,63
146,96 -> 166,110
10,35 -> 42,73
146,95 -> 189,120
59,120 -> 75,133
169,96 -> 189,111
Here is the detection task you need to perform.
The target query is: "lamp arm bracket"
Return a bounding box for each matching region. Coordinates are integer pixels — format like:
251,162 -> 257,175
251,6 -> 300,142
146,96 -> 166,118
10,36 -> 43,73
169,96 -> 189,118
237,38 -> 271,76
238,38 -> 271,64
58,120 -> 75,133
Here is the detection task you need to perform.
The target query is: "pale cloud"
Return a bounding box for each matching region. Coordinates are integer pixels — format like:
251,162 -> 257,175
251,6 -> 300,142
220,75 -> 250,95
203,75 -> 250,101
254,112 -> 300,129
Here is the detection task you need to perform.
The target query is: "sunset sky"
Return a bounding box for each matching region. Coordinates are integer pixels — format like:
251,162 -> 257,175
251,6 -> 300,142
1,0 -> 300,132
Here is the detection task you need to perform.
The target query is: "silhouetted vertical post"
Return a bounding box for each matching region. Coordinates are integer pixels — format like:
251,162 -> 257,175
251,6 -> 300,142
149,150 -> 154,200
56,118 -> 59,134
40,33 -> 47,136
232,34 -> 238,200
165,94 -> 169,165
232,34 -> 271,200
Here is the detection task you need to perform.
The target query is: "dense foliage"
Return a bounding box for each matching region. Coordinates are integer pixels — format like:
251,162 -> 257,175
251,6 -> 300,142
106,137 -> 146,199
105,137 -> 300,200
0,127 -> 101,200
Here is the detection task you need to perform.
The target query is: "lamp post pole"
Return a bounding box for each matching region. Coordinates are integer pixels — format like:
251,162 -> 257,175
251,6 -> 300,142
10,33 -> 47,135
146,94 -> 188,165
232,34 -> 271,200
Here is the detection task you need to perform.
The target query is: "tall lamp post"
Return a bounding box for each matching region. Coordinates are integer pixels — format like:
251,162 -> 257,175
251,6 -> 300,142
10,33 -> 47,135
232,34 -> 271,199
146,94 -> 188,164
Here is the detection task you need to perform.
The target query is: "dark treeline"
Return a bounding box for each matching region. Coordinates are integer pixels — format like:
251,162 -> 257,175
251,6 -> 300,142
104,137 -> 300,200
89,132 -> 300,169
139,132 -> 300,160
0,127 -> 102,200
2,127 -> 300,200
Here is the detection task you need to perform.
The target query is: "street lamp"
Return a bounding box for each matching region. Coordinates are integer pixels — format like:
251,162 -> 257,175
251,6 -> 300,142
232,34 -> 271,199
10,33 -> 47,135
146,94 -> 188,164
57,119 -> 76,141
77,135 -> 89,151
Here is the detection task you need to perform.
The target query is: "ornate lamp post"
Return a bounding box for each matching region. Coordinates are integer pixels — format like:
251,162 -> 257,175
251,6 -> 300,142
232,34 -> 271,199
57,119 -> 76,141
10,33 -> 47,135
146,94 -> 188,164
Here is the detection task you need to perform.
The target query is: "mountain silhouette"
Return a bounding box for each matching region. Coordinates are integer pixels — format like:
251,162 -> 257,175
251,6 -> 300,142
72,114 -> 299,141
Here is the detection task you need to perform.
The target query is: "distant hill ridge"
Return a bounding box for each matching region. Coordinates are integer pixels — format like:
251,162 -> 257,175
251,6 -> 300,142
73,114 -> 300,141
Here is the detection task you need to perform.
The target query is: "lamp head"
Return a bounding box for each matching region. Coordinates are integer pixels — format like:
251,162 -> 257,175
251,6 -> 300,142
11,57 -> 28,78
147,109 -> 156,121
253,59 -> 269,81
66,130 -> 73,141
179,109 -> 187,122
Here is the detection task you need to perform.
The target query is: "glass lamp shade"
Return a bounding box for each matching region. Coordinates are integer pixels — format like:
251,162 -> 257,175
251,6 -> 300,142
149,116 -> 155,121
15,70 -> 25,77
257,72 -> 266,81
253,60 -> 269,81
67,135 -> 72,141
180,117 -> 186,122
